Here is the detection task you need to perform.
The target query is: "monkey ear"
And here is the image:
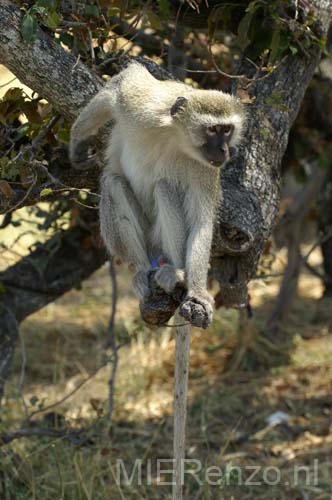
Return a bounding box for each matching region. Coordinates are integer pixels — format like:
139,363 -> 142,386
170,96 -> 188,117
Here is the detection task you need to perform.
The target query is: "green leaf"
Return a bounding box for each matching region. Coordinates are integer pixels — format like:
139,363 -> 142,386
84,5 -> 100,17
36,0 -> 57,8
21,102 -> 42,124
21,14 -> 38,43
57,128 -> 70,143
318,153 -> 331,169
237,11 -> 254,51
30,5 -> 47,15
3,88 -> 23,101
158,0 -> 170,19
146,10 -> 163,31
59,33 -> 74,48
29,395 -> 39,406
107,7 -> 121,17
43,11 -> 60,29
14,123 -> 30,140
40,188 -> 53,197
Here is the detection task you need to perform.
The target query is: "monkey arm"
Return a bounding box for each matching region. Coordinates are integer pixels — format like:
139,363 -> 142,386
178,193 -> 215,329
69,84 -> 117,167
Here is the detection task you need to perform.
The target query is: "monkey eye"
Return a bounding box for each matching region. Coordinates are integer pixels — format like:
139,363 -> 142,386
206,125 -> 218,136
221,124 -> 234,136
206,124 -> 234,137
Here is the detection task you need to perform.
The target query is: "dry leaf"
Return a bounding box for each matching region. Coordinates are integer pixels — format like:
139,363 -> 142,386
237,88 -> 255,103
0,180 -> 14,198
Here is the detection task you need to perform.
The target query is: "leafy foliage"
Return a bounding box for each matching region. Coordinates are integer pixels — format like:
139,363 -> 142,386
0,0 -> 329,249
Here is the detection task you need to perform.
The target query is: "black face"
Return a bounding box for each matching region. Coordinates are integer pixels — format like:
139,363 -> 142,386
200,124 -> 234,167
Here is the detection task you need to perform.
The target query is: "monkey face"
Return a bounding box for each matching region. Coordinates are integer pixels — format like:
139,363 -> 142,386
199,124 -> 234,167
170,93 -> 244,167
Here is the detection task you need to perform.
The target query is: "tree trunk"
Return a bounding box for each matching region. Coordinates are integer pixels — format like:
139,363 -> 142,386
0,0 -> 331,320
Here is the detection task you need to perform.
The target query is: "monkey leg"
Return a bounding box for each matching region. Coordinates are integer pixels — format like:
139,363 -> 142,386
153,179 -> 187,293
100,173 -> 152,299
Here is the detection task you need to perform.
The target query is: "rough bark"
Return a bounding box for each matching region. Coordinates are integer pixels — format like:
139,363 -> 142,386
0,0 -> 331,319
0,0 -> 102,120
210,47 -> 321,305
0,307 -> 19,402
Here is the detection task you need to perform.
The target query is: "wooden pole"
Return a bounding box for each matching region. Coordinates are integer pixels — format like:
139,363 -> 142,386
172,311 -> 191,500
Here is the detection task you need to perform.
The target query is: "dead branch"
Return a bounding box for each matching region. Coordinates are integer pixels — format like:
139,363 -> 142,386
0,425 -> 95,447
102,259 -> 119,445
0,216 -> 106,398
266,164 -> 327,335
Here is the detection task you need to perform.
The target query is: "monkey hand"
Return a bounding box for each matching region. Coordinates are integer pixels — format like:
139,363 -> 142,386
70,137 -> 98,170
179,289 -> 214,329
155,264 -> 186,294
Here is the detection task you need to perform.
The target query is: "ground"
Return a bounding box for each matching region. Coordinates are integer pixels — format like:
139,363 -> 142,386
1,65 -> 332,500
1,240 -> 332,500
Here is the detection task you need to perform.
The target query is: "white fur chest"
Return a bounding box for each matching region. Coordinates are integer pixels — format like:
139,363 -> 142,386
119,128 -> 179,208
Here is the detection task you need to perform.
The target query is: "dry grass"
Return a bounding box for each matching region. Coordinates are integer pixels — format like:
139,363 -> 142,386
2,65 -> 332,500
1,238 -> 332,499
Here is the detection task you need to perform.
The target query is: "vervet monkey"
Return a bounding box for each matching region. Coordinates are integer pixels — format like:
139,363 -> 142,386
70,62 -> 245,328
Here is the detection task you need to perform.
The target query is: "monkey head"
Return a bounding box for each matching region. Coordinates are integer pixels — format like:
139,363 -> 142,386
170,91 -> 245,168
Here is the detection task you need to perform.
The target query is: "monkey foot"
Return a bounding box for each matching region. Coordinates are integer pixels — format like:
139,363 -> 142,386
154,264 -> 186,294
179,293 -> 214,329
139,270 -> 186,326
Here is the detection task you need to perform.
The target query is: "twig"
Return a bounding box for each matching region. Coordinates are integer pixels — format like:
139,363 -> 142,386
6,114 -> 60,169
295,0 -> 299,20
27,361 -> 109,421
172,311 -> 191,500
208,42 -> 287,86
3,114 -> 60,214
301,225 -> 332,265
17,326 -> 29,419
0,212 -> 12,229
304,261 -> 325,281
88,29 -> 95,66
4,172 -> 37,214
0,426 -> 95,447
0,76 -> 17,88
105,258 -> 118,423
208,44 -> 246,81
106,258 -> 118,347
99,259 -> 119,448
265,164 -> 327,333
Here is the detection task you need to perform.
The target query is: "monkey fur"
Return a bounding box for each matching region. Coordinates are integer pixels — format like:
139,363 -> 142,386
70,62 -> 245,328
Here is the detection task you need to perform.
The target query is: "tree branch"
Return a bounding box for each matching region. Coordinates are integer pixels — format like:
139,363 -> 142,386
0,0 -> 331,314
0,0 -> 102,120
0,215 -> 106,395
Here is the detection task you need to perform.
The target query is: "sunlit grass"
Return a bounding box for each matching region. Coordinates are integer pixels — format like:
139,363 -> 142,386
1,234 -> 332,498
